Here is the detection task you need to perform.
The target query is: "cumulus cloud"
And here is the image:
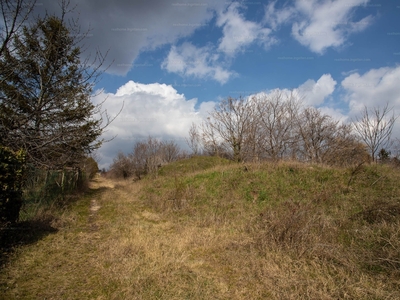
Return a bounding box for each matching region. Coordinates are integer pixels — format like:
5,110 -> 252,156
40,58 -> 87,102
93,67 -> 400,168
161,43 -> 235,84
295,74 -> 337,106
292,0 -> 373,53
341,65 -> 400,115
31,0 -> 375,78
91,81 -> 215,168
248,74 -> 337,110
217,2 -> 276,56
341,65 -> 400,144
263,0 -> 374,54
161,2 -> 277,83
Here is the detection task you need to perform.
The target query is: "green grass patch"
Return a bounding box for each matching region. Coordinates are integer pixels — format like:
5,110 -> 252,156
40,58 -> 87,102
2,160 -> 400,299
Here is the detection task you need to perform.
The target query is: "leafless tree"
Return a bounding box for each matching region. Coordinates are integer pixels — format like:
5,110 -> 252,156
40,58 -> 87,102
253,91 -> 301,161
200,118 -> 224,157
130,142 -> 149,179
114,137 -> 182,179
323,123 -> 370,166
202,96 -> 256,162
109,151 -> 135,179
186,122 -> 202,155
293,107 -> 370,165
295,107 -> 340,163
352,103 -> 398,162
160,140 -> 181,163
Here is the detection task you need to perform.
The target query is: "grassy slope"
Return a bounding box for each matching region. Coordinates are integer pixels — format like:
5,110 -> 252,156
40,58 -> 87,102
1,156 -> 400,299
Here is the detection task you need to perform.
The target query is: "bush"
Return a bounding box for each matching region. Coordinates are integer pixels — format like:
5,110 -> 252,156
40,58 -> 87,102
83,157 -> 99,179
108,151 -> 135,179
0,146 -> 26,225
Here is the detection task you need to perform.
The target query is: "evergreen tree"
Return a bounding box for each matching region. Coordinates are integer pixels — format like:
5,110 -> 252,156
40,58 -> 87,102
0,14 -> 106,168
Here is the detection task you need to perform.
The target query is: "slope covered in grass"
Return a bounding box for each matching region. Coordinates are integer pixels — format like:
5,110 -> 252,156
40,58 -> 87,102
1,158 -> 400,299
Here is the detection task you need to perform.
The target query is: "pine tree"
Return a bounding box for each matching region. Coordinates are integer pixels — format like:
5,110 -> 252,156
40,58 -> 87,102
0,14 -> 106,168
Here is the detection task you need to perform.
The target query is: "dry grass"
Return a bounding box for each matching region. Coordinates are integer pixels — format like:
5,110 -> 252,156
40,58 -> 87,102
1,158 -> 400,299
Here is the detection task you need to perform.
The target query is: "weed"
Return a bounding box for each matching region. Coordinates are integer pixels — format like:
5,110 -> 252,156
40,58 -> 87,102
2,159 -> 400,299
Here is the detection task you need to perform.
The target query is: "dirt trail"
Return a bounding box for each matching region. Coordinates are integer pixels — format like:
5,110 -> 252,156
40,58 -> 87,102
87,174 -> 115,231
88,174 -> 116,190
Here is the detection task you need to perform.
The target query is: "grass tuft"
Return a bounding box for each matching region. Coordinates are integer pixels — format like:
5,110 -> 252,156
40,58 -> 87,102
1,159 -> 400,299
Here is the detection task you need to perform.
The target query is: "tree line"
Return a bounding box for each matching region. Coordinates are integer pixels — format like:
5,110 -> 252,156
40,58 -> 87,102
189,91 -> 397,165
108,137 -> 183,179
190,92 -> 398,165
110,91 -> 398,180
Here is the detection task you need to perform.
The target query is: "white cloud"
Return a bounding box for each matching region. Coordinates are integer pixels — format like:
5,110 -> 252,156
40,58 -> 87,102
161,43 -> 235,84
292,0 -> 373,53
92,81 -> 214,168
263,1 -> 296,30
319,106 -> 348,123
341,65 -> 400,115
92,67 -> 400,168
248,74 -> 336,107
161,2 -> 277,83
217,2 -> 276,56
341,65 -> 400,143
295,74 -> 337,106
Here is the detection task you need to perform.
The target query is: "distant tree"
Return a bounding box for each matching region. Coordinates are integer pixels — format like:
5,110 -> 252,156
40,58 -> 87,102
295,107 -> 340,164
186,122 -> 202,155
143,137 -> 163,175
0,8 -> 110,168
202,97 -> 256,162
352,104 -> 398,162
112,137 -> 182,180
253,91 -> 301,161
322,124 -> 370,166
109,152 -> 134,179
130,141 -> 149,179
160,140 -> 181,163
200,118 -> 225,157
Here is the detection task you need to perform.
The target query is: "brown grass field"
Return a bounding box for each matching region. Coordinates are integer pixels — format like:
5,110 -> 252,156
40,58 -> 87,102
1,156 -> 400,299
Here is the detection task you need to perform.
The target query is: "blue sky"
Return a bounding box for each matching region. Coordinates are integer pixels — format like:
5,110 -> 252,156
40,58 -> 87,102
36,0 -> 400,168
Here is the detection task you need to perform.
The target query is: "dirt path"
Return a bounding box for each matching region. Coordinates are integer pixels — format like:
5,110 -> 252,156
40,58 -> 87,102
87,174 -> 115,231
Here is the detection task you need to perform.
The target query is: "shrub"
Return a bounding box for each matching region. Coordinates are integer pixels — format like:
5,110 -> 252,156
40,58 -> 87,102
83,157 -> 99,179
0,146 -> 26,224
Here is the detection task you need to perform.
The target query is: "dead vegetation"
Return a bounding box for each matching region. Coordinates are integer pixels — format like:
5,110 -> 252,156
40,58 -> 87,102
1,157 -> 400,299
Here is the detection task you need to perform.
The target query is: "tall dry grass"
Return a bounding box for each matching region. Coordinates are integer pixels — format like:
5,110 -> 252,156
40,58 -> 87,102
1,158 -> 400,299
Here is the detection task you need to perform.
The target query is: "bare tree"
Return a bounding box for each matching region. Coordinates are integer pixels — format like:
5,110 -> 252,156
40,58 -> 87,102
202,96 -> 256,162
323,123 -> 370,166
160,140 -> 181,163
254,91 -> 301,161
352,104 -> 398,162
109,151 -> 134,179
145,137 -> 164,176
200,118 -> 224,157
123,137 -> 182,179
186,122 -> 202,155
295,107 -> 340,163
129,141 -> 150,179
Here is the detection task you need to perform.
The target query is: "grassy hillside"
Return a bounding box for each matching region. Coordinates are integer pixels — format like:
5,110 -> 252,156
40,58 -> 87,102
1,157 -> 400,299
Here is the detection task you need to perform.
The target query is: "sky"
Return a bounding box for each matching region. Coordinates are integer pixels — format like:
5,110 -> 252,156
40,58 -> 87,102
33,0 -> 400,169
